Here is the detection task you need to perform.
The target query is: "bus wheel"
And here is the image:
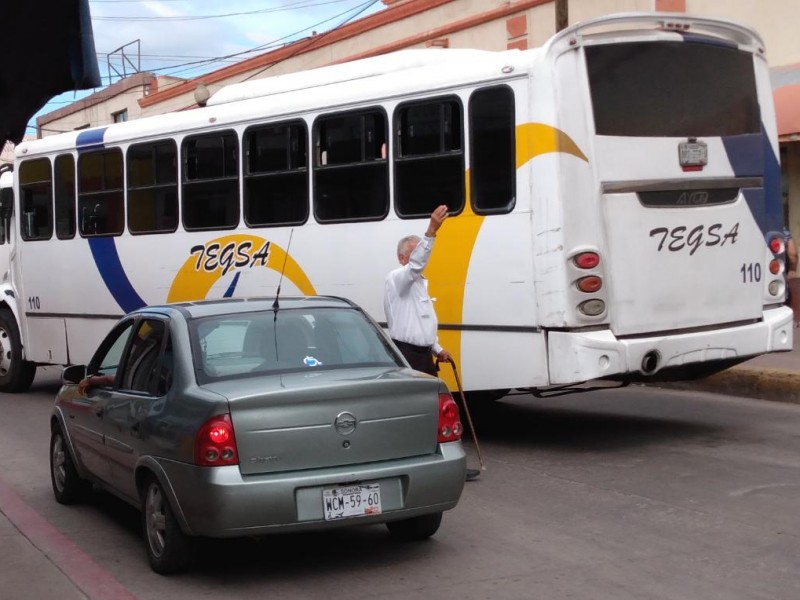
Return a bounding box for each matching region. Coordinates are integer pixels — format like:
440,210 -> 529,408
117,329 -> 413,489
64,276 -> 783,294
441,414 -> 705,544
0,308 -> 36,392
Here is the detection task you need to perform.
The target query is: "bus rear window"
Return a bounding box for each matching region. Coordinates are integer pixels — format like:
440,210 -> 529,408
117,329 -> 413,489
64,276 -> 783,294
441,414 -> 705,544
586,41 -> 760,137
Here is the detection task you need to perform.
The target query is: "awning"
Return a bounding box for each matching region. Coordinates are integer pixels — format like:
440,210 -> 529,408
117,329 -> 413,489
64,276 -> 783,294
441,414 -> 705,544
1,0 -> 101,143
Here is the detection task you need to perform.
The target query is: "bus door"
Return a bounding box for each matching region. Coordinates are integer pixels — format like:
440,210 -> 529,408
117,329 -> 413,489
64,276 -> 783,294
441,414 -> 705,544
578,30 -> 780,337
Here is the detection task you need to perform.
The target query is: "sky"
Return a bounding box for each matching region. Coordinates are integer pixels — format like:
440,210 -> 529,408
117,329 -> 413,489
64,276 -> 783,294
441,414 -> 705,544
28,0 -> 386,135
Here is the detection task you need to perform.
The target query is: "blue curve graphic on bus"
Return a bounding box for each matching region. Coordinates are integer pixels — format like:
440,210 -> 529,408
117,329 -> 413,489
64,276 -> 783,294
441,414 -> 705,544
88,238 -> 147,313
722,129 -> 783,236
223,271 -> 240,297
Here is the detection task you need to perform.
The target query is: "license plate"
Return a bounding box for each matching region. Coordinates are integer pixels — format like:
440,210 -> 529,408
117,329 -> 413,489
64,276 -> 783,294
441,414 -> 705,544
322,484 -> 382,521
678,140 -> 708,166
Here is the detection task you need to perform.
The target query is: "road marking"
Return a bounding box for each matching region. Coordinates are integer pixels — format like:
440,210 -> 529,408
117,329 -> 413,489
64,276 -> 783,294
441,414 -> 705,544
0,476 -> 137,600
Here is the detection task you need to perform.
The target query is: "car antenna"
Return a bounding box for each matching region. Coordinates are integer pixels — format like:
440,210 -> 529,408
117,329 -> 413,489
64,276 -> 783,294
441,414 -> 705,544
272,228 -> 294,311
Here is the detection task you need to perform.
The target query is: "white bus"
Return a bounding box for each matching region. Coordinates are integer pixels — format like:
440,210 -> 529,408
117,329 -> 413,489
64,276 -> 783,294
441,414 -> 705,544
0,12 -> 792,395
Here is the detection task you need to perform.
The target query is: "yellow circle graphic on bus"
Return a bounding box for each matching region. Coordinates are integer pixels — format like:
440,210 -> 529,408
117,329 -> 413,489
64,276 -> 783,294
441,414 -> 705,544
167,234 -> 316,303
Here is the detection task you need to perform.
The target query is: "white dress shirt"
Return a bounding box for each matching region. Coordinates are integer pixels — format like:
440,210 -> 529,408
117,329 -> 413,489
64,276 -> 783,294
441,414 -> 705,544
384,235 -> 443,354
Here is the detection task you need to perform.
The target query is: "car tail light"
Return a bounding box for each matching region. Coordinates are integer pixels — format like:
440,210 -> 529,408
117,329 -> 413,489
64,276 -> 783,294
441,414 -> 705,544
769,237 -> 784,255
194,413 -> 239,466
577,275 -> 602,293
573,252 -> 600,269
438,393 -> 463,443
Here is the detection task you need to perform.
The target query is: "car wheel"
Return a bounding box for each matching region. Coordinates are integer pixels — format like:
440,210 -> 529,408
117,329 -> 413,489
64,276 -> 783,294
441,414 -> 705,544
141,476 -> 192,574
0,308 -> 36,393
386,512 -> 443,542
50,427 -> 90,504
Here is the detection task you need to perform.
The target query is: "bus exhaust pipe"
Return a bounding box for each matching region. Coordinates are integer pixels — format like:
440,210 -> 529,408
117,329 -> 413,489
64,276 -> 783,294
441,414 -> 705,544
641,351 -> 660,375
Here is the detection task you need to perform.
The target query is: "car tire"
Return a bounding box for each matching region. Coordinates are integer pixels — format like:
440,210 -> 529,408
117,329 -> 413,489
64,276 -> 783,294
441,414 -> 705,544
386,512 -> 443,542
0,308 -> 36,393
50,427 -> 90,505
141,476 -> 192,574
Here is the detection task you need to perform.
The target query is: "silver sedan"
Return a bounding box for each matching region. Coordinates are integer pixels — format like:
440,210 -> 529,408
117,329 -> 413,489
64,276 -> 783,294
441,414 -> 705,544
49,296 -> 466,573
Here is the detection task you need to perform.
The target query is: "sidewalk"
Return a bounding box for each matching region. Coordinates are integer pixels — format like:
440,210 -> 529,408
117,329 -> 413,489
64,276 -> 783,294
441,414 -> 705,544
655,341 -> 800,404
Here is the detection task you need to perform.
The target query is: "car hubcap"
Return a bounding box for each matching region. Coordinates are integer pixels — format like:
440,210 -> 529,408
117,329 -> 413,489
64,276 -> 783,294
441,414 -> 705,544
0,327 -> 10,377
51,434 -> 66,493
145,483 -> 167,558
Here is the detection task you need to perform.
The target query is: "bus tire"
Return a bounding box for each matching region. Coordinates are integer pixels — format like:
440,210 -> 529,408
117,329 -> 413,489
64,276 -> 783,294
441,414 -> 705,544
0,308 -> 36,392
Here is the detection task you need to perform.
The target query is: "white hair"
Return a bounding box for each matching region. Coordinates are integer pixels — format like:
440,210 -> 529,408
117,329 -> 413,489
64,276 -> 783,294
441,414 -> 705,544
397,235 -> 420,258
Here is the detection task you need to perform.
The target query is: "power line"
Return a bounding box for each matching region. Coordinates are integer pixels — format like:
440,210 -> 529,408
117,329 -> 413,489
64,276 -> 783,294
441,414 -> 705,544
93,0 -> 358,21
241,0 -> 380,82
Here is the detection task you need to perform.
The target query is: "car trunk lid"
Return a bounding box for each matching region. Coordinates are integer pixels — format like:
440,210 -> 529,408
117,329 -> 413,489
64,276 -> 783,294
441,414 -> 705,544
205,367 -> 442,476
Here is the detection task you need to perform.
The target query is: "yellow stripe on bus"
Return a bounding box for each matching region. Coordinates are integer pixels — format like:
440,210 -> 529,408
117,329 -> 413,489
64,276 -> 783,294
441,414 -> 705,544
428,123 -> 587,390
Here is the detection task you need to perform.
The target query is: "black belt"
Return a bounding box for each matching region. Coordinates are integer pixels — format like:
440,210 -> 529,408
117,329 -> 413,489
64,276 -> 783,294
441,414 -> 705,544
392,339 -> 432,354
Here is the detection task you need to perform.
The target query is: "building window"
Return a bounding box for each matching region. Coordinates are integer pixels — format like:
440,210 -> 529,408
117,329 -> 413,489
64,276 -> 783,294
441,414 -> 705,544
128,140 -> 178,234
244,121 -> 308,227
394,96 -> 464,218
313,109 -> 388,223
19,158 -> 53,241
470,86 -> 516,214
54,154 -> 76,239
113,110 -> 128,123
78,149 -> 124,236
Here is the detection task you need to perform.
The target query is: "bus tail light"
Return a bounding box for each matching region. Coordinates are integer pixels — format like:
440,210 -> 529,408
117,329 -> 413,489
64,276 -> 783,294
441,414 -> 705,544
577,276 -> 602,293
769,237 -> 784,255
578,299 -> 605,316
574,252 -> 600,269
768,280 -> 782,296
195,413 -> 239,466
438,393 -> 463,443
769,259 -> 781,275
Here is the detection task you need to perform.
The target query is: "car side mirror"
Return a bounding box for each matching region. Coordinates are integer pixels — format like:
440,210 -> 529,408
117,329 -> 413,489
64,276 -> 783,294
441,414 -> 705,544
0,188 -> 13,220
62,364 -> 87,384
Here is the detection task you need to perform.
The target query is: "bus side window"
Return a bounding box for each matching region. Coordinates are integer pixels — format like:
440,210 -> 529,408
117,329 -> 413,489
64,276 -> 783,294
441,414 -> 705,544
394,96 -> 465,218
243,121 -> 309,228
127,140 -> 178,234
18,158 -> 54,241
182,131 -> 239,231
55,154 -> 76,239
313,109 -> 388,223
469,86 -> 516,214
78,149 -> 125,237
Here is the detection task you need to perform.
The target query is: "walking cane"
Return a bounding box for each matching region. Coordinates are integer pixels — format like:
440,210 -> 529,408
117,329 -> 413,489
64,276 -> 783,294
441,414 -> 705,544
442,357 -> 486,472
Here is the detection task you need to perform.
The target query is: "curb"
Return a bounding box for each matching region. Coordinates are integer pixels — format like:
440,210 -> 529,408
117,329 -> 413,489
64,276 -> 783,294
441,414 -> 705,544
654,365 -> 800,404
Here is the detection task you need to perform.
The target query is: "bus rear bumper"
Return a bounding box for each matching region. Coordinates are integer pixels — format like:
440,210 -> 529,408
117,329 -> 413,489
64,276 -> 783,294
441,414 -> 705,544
547,306 -> 794,384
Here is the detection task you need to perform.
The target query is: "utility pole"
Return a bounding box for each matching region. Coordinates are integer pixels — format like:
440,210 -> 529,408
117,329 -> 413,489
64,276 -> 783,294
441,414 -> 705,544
555,0 -> 568,32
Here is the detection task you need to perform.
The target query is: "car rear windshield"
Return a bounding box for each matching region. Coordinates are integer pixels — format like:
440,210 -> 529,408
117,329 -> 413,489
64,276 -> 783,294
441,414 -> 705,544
585,40 -> 760,137
191,307 -> 400,382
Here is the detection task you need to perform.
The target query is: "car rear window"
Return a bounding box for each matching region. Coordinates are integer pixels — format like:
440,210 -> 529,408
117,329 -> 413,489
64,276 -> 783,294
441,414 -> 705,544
191,307 -> 400,382
585,40 -> 760,137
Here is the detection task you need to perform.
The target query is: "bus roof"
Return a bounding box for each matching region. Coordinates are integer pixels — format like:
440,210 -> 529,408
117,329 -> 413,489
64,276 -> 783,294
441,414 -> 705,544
17,47 -> 537,159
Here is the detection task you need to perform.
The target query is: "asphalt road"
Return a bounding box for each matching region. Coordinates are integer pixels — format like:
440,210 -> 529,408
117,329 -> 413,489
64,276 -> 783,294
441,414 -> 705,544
2,369 -> 799,599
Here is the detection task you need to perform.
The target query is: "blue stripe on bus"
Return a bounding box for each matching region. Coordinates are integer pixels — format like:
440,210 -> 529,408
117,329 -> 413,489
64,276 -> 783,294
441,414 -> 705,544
678,32 -> 737,49
223,271 -> 240,297
722,129 -> 783,236
76,128 -> 108,151
87,237 -> 147,313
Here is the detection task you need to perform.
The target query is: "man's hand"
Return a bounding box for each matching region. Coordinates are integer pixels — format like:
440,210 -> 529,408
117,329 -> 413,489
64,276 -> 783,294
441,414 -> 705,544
425,205 -> 449,237
436,349 -> 453,363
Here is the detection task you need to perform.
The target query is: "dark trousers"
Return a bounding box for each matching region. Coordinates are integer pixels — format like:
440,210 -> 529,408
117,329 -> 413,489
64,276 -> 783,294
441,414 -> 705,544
392,339 -> 437,376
